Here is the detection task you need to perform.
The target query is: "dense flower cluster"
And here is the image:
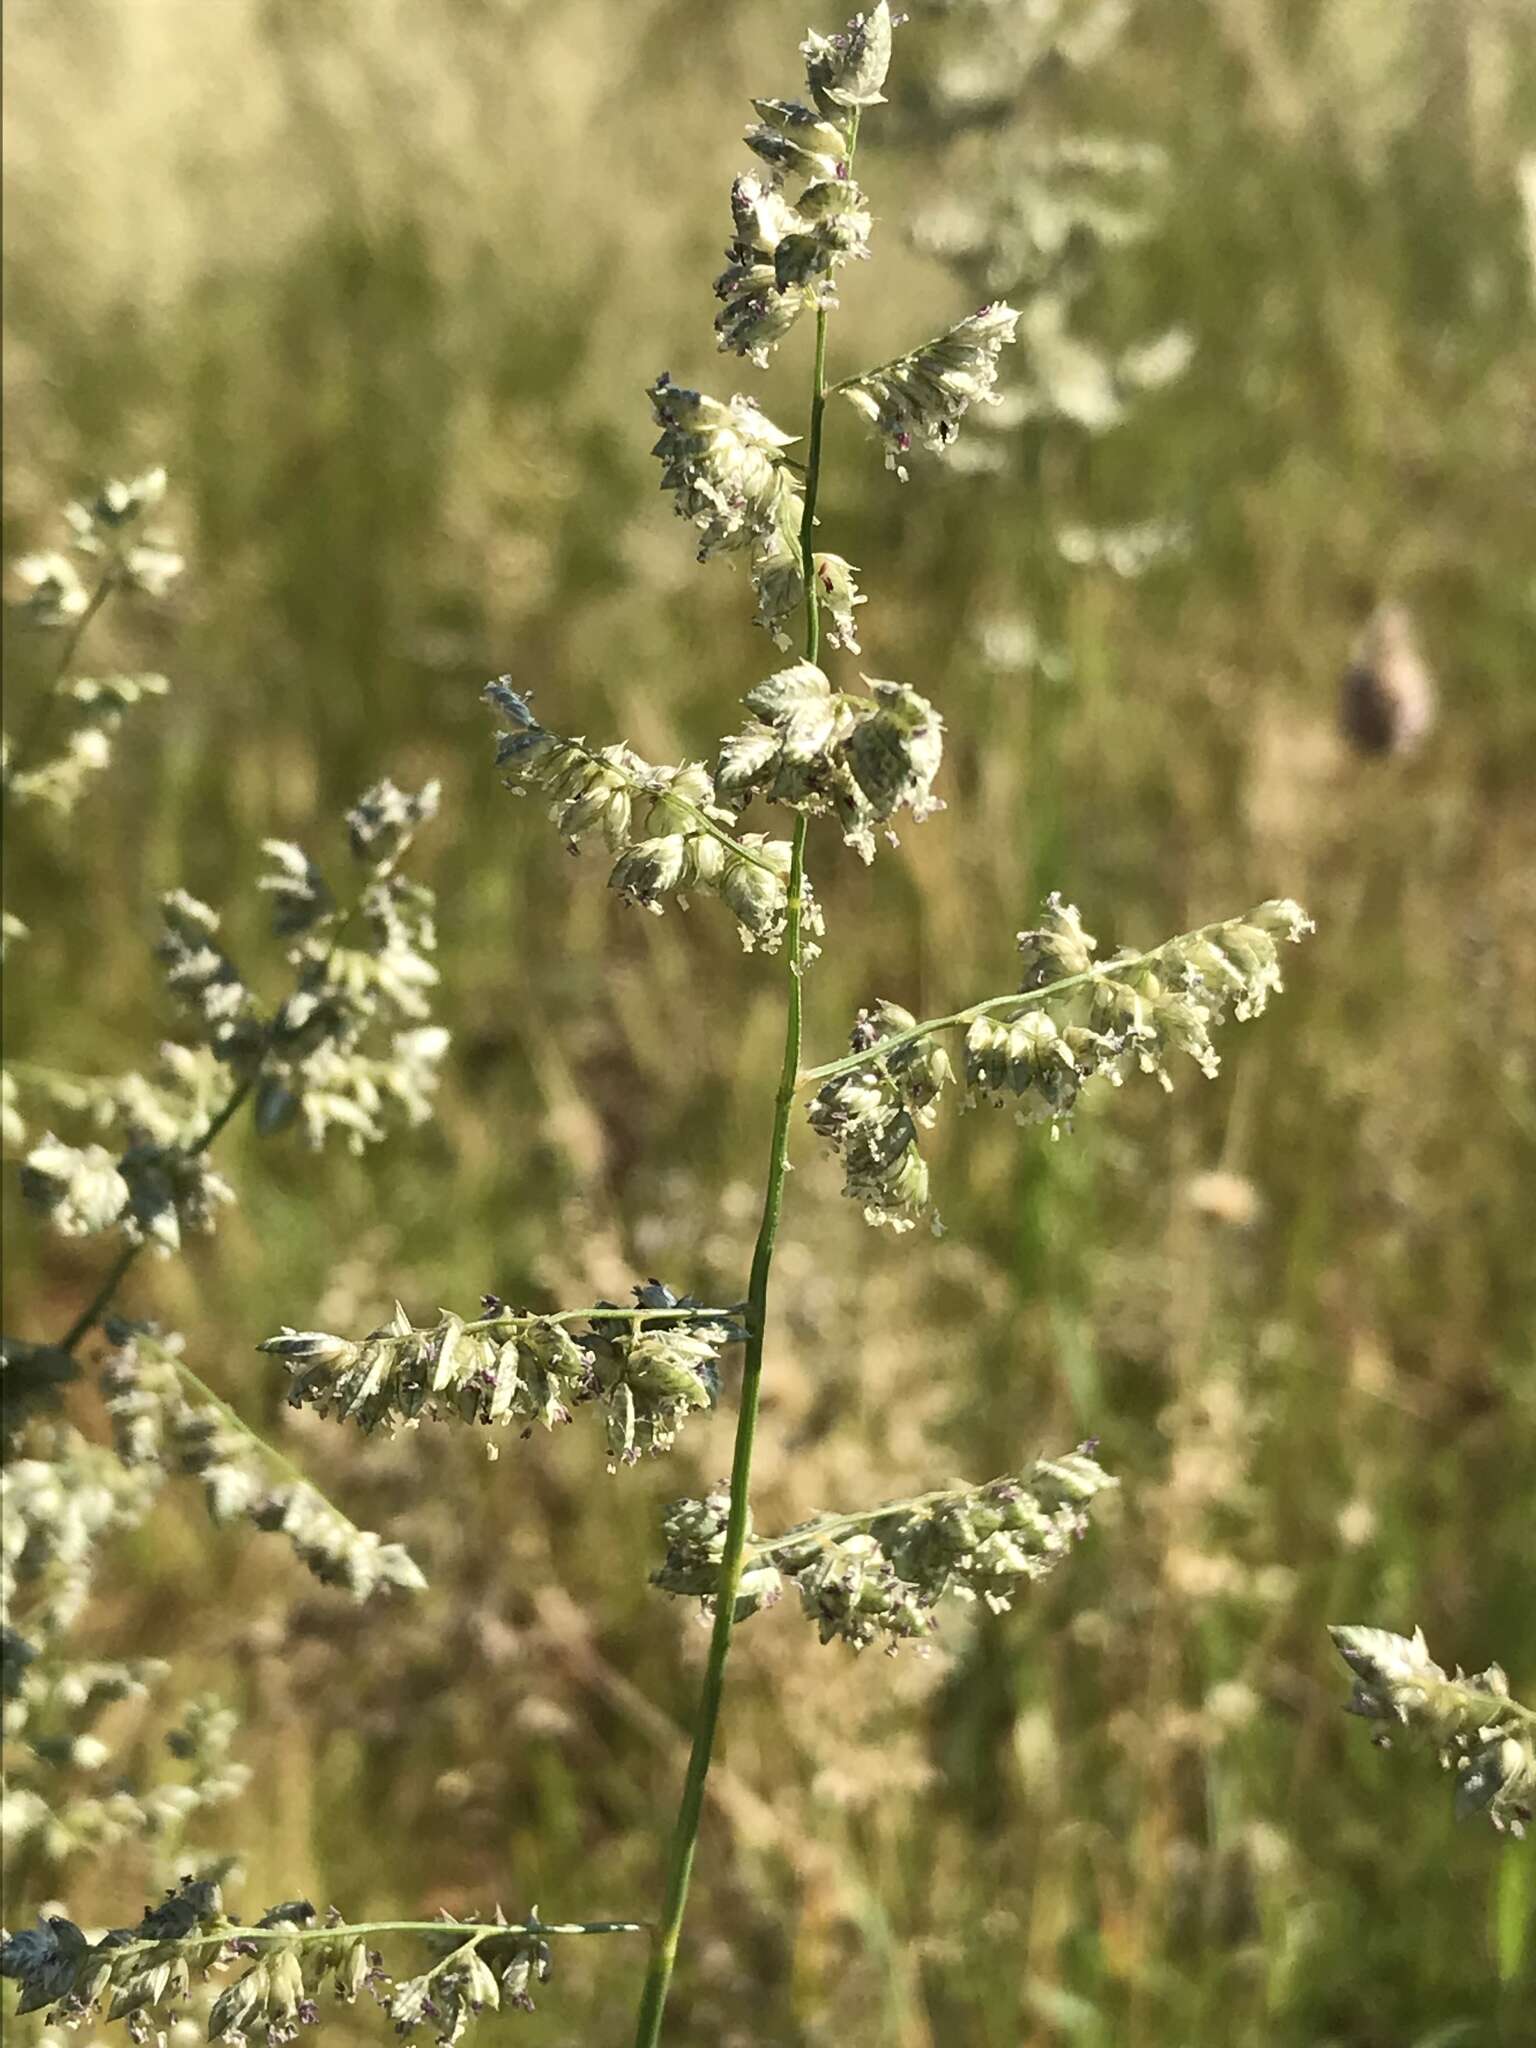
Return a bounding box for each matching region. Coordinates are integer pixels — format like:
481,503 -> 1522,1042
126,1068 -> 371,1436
2,1426 -> 160,1644
3,1687 -> 248,1875
1330,1626 -> 1536,1836
485,679 -> 822,955
262,1282 -> 746,1468
807,999 -> 953,1231
4,471 -> 181,821
809,897 -> 1314,1229
101,1322 -> 425,1600
647,373 -> 837,647
157,780 -> 448,1152
12,467 -> 183,622
839,301 -> 1020,478
0,1879 -> 601,2039
712,4 -> 891,369
655,1446 -> 1116,1651
19,787 -> 446,1255
716,660 -> 943,861
2,1418 -> 249,1892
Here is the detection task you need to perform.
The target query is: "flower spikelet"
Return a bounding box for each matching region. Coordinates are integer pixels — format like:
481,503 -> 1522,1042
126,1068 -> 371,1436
101,1322 -> 425,1598
715,664 -> 943,861
155,890 -> 265,1066
19,1135 -> 131,1239
808,1001 -> 953,1230
655,1443 -> 1115,1651
802,1 -> 894,112
649,375 -> 802,559
841,302 -> 1021,478
262,1282 -> 745,1467
1330,1625 -> 1536,1836
484,680 -> 821,956
812,899 -> 1313,1229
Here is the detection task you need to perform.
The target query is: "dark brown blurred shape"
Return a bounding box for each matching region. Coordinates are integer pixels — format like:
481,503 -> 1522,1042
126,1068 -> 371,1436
1339,601 -> 1437,757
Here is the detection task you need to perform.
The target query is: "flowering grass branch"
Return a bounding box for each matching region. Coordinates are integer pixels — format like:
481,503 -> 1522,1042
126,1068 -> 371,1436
1,1879 -> 644,2036
1,6 -> 1336,2043
1330,1627 -> 1536,1836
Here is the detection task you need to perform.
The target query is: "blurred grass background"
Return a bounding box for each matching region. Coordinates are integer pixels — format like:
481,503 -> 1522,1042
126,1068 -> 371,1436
4,0 -> 1535,2042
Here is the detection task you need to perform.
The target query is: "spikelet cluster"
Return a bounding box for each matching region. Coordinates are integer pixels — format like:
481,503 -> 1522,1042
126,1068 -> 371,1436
11,468 -> 182,623
157,781 -> 448,1152
485,679 -> 821,955
716,661 -> 944,860
655,1447 -> 1116,1651
101,1322 -> 425,1599
0,1880 -> 574,2040
262,1283 -> 745,1469
648,374 -> 852,648
713,4 -> 890,369
811,897 -> 1314,1229
1330,1626 -> 1536,1836
5,471 -> 181,819
840,301 -> 1020,478
807,999 -> 954,1231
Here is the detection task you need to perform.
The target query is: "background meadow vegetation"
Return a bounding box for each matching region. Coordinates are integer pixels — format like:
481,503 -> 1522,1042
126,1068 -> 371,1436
4,0 -> 1534,2041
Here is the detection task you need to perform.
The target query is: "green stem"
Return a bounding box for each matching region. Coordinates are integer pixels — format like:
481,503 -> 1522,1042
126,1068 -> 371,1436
632,273 -> 837,2048
466,1303 -> 744,1337
169,1355 -> 358,1519
57,1242 -> 141,1355
749,1486 -> 960,1560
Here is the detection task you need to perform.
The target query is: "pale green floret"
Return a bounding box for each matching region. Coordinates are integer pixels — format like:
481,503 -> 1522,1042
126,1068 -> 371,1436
802,0 -> 894,112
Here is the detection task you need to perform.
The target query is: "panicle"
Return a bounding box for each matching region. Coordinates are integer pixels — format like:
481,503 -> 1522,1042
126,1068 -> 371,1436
11,468 -> 183,622
2,674 -> 169,816
484,680 -> 822,957
1330,1625 -> 1536,1836
154,784 -> 449,1154
714,661 -> 943,863
101,1321 -> 425,1599
261,1282 -> 746,1468
710,6 -> 891,369
841,302 -> 1021,478
655,1444 -> 1115,1651
810,898 -> 1314,1230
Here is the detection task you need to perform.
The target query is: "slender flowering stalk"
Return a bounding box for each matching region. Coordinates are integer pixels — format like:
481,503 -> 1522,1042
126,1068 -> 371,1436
5,8 -> 1327,2040
804,898 -> 1313,1229
654,1446 -> 1117,1651
632,57 -> 872,2048
0,1877 -> 644,2035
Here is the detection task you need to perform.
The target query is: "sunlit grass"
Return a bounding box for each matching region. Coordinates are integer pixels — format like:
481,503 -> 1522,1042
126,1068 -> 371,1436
4,0 -> 1534,2040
